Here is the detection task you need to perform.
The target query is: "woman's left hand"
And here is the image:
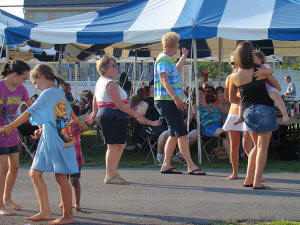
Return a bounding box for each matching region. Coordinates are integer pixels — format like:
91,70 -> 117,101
182,48 -> 189,57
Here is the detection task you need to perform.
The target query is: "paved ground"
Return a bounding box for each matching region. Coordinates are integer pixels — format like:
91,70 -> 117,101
1,168 -> 300,225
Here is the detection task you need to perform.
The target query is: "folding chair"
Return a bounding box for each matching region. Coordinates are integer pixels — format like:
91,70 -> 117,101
200,135 -> 222,162
136,126 -> 165,164
17,123 -> 39,159
85,122 -> 105,157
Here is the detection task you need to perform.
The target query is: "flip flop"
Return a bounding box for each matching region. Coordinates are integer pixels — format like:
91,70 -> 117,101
253,185 -> 266,190
188,168 -> 206,176
243,184 -> 253,187
161,167 -> 182,174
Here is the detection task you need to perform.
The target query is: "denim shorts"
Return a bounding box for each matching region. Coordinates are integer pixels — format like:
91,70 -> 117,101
154,100 -> 187,137
243,104 -> 277,133
0,145 -> 19,155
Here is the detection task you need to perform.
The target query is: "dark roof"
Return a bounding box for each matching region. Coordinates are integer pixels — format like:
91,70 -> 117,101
24,0 -> 129,8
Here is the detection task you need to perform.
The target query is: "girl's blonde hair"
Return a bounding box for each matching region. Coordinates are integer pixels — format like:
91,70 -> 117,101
162,32 -> 180,50
96,56 -> 116,75
30,64 -> 68,88
253,50 -> 266,64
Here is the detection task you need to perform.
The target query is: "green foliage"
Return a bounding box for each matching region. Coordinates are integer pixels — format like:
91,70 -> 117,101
197,62 -> 232,80
280,56 -> 300,70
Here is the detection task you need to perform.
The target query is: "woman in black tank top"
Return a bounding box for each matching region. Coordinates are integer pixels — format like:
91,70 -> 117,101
229,41 -> 277,189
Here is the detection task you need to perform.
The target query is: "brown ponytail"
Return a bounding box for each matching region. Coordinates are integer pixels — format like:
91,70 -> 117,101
1,60 -> 30,77
30,64 -> 68,88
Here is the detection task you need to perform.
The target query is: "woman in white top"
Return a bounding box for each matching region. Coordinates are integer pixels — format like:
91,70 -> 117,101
87,56 -> 143,185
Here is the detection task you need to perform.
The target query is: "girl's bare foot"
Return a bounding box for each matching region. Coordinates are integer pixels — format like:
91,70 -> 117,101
226,174 -> 238,180
243,178 -> 253,187
75,204 -> 81,211
25,212 -> 52,221
0,207 -> 16,216
48,216 -> 75,224
282,115 -> 289,124
57,203 -> 63,208
4,200 -> 22,210
233,117 -> 244,125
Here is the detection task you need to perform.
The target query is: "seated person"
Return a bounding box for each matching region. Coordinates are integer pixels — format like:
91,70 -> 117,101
78,90 -> 93,115
136,80 -> 167,163
119,72 -> 132,96
63,82 -> 75,103
204,85 -> 217,105
215,86 -> 230,120
18,95 -> 39,137
188,87 -> 230,157
130,88 -> 145,110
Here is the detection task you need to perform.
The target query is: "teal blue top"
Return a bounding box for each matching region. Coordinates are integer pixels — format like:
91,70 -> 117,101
154,53 -> 184,101
198,103 -> 223,130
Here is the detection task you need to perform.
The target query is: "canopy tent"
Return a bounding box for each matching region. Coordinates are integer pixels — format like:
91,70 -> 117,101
3,0 -> 300,62
6,0 -> 300,44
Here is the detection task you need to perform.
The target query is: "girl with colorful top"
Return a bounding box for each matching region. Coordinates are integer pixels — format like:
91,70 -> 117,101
87,56 -> 144,184
0,60 -> 31,216
0,64 -> 78,224
154,32 -> 205,175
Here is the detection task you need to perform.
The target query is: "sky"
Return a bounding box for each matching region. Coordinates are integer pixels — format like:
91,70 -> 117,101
0,0 -> 24,18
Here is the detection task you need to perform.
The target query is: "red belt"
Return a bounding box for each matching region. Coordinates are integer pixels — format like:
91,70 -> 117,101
97,100 -> 128,109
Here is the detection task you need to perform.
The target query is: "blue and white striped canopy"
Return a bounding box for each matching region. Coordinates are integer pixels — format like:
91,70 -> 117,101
0,9 -> 35,45
4,0 -> 300,46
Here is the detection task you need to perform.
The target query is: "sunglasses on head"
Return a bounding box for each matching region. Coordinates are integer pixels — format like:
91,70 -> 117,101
230,62 -> 235,66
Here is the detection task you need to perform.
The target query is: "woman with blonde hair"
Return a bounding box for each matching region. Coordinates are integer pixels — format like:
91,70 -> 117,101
154,31 -> 205,175
87,56 -> 144,184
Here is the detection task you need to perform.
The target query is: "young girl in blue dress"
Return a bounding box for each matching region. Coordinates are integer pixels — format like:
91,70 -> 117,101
0,64 -> 78,225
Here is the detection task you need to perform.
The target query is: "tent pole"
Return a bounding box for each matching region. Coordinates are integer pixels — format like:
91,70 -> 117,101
58,45 -> 63,77
5,46 -> 9,62
74,62 -> 79,99
218,38 -> 223,86
133,51 -> 137,94
192,39 -> 202,164
0,34 -> 5,60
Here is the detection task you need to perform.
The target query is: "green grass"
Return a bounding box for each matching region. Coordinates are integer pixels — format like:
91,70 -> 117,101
19,130 -> 300,172
228,221 -> 300,225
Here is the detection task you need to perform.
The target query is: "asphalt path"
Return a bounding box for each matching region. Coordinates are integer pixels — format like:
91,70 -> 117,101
1,168 -> 300,225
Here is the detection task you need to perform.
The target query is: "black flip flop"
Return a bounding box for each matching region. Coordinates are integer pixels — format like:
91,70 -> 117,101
188,168 -> 206,176
161,167 -> 182,174
243,184 -> 253,187
253,185 -> 266,190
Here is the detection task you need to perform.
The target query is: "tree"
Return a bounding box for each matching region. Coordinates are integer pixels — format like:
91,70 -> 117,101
197,62 -> 232,80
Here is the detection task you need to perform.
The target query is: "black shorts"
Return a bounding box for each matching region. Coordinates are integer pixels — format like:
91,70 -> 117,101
96,117 -> 128,144
0,145 -> 19,155
68,167 -> 81,178
154,100 -> 187,137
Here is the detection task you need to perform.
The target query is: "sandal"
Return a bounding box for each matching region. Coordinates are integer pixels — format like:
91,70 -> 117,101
104,176 -> 125,184
113,173 -> 127,182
